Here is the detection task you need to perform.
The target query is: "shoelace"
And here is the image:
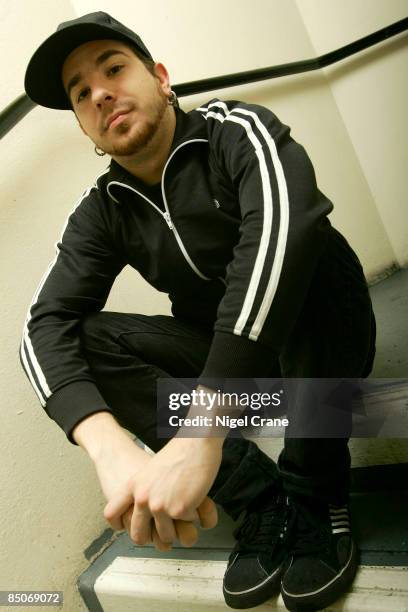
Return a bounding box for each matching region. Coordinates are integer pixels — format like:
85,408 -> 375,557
233,497 -> 289,555
292,502 -> 331,557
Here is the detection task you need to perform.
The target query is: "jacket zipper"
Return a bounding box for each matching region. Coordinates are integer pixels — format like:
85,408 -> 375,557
163,211 -> 173,230
161,139 -> 210,280
107,138 -> 211,281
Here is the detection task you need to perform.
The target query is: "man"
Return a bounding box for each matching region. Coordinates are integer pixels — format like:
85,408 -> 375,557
21,12 -> 375,611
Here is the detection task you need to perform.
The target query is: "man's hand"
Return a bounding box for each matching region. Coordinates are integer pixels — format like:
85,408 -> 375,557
103,436 -> 222,546
85,425 -> 199,549
89,425 -> 218,549
121,496 -> 217,551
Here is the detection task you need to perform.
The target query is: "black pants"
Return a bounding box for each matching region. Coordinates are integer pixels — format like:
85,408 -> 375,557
80,237 -> 376,520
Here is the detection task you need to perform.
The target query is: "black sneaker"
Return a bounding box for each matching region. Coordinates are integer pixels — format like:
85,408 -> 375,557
223,489 -> 295,609
281,498 -> 358,611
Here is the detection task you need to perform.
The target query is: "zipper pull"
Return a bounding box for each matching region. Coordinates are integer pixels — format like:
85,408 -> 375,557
164,212 -> 174,230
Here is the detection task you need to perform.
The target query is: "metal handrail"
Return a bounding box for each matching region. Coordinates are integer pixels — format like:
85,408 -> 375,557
1,16 -> 407,140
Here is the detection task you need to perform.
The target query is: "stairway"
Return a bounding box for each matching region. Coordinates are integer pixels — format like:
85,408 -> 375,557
77,269 -> 408,611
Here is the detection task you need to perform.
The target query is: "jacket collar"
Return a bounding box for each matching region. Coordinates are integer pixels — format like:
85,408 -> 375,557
106,105 -> 208,190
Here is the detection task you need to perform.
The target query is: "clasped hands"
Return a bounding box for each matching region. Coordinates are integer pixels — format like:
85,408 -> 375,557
102,435 -> 223,551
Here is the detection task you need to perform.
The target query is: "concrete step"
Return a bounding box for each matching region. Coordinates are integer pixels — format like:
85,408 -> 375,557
92,559 -> 408,612
78,467 -> 408,611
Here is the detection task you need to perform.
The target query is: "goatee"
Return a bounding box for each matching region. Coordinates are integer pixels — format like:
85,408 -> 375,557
103,90 -> 168,157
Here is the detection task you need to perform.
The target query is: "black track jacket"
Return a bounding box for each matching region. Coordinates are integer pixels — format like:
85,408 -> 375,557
20,98 -> 336,444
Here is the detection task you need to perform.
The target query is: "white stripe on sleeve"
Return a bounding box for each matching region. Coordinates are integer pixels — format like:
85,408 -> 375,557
197,101 -> 289,341
21,169 -> 109,401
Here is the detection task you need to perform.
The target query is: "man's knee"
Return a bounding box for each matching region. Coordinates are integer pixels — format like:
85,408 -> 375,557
80,311 -> 152,360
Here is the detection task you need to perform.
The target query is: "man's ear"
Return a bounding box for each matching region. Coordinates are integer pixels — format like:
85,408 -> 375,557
154,62 -> 171,97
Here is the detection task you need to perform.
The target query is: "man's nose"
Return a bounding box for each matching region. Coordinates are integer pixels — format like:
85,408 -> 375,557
92,84 -> 116,107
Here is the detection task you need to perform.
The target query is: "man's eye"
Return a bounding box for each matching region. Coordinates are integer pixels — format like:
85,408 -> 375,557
108,64 -> 123,76
77,88 -> 89,103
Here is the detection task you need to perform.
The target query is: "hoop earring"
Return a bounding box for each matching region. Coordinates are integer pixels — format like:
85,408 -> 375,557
94,146 -> 106,157
168,90 -> 179,108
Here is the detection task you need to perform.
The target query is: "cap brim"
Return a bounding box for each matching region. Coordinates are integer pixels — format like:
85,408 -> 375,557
24,23 -> 144,110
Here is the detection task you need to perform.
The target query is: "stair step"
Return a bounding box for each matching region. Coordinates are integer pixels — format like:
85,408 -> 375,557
94,558 -> 408,611
78,478 -> 408,611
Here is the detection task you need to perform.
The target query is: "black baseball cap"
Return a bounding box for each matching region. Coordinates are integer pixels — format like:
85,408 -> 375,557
24,11 -> 153,110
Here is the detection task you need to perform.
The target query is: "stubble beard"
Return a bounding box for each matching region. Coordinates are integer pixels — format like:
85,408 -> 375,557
101,88 -> 169,157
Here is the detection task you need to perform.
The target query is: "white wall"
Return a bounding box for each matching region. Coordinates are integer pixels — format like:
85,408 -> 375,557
296,0 -> 408,267
1,1 -> 406,610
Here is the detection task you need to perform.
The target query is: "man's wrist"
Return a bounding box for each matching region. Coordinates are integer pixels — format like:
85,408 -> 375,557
173,384 -> 231,441
173,429 -> 226,447
72,411 -> 131,461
